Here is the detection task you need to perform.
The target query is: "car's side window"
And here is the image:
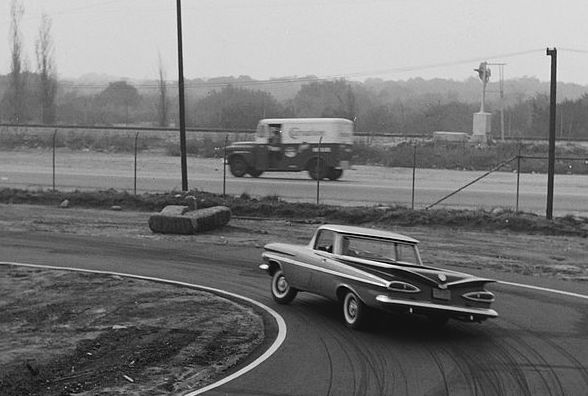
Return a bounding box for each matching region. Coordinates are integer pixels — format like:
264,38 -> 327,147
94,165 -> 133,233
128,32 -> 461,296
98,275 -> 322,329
314,230 -> 335,253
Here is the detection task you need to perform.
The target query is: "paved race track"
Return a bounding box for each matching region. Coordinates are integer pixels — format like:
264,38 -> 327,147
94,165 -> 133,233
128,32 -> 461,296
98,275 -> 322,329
2,230 -> 587,396
2,152 -> 588,216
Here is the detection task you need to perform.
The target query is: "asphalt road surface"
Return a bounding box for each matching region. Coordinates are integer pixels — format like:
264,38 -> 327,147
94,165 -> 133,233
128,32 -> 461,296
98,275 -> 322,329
2,151 -> 588,216
2,230 -> 586,396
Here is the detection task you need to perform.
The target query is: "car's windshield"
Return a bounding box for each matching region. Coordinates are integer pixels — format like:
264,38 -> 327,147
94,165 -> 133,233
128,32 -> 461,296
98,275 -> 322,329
341,235 -> 421,266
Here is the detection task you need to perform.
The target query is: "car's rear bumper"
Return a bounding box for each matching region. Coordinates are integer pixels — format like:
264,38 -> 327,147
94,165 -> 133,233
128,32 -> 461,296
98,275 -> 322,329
375,295 -> 498,319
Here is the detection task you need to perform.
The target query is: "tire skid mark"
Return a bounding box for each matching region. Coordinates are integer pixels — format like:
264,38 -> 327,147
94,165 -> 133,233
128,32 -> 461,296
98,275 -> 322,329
502,316 -> 588,395
318,336 -> 335,396
503,335 -> 565,396
461,338 -> 527,396
485,336 -> 538,396
427,348 -> 452,396
330,330 -> 369,396
435,342 -> 495,396
432,322 -> 532,396
296,299 -> 388,395
294,299 -> 361,394
527,328 -> 588,389
338,329 -> 388,395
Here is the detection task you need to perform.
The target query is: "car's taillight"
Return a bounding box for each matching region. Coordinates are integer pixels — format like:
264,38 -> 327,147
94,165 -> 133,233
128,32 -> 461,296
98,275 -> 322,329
387,281 -> 421,293
462,291 -> 495,303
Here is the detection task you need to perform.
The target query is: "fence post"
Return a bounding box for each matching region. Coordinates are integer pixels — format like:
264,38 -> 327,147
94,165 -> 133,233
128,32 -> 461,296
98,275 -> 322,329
134,132 -> 139,195
52,129 -> 57,192
223,135 -> 228,197
516,145 -> 521,212
411,143 -> 417,210
316,136 -> 322,205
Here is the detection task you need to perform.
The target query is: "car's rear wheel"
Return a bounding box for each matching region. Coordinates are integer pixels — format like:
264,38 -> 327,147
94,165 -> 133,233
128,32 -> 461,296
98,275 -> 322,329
342,291 -> 367,329
229,156 -> 247,177
271,269 -> 298,304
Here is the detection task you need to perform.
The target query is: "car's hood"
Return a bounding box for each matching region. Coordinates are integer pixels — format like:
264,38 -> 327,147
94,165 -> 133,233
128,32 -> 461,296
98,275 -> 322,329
264,243 -> 304,257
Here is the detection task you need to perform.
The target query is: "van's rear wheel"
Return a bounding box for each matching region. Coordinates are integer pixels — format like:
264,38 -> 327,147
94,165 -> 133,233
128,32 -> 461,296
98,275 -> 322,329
327,168 -> 343,180
248,168 -> 264,177
308,158 -> 327,180
229,156 -> 247,177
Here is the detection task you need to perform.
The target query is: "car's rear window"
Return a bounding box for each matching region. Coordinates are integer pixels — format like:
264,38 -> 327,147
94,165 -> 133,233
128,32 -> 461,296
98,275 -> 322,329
342,236 -> 419,265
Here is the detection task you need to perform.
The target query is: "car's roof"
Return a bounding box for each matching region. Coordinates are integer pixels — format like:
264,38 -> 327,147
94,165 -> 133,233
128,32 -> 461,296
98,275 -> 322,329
318,224 -> 419,244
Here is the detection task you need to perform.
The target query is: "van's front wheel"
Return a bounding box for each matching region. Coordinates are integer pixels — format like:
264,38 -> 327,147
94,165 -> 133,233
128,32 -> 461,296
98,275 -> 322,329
229,156 -> 248,177
327,168 -> 343,180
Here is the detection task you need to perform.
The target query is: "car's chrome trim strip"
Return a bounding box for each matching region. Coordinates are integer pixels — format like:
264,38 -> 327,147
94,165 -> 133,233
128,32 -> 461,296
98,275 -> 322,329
446,278 -> 496,287
263,252 -> 388,288
375,295 -> 498,317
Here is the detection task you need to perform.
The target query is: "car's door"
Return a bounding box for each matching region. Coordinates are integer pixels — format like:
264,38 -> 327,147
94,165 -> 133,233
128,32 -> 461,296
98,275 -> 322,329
305,229 -> 336,294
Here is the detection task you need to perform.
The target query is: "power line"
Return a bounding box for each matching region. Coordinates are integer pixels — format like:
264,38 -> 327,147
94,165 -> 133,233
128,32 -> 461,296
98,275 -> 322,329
47,48 -> 546,91
339,49 -> 544,79
559,48 -> 588,54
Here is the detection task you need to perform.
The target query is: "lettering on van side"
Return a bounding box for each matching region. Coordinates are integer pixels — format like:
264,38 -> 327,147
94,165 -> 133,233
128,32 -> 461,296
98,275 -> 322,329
288,128 -> 326,139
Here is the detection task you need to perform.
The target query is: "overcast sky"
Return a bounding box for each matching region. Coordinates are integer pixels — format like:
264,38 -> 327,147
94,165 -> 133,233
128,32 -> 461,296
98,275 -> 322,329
2,0 -> 588,85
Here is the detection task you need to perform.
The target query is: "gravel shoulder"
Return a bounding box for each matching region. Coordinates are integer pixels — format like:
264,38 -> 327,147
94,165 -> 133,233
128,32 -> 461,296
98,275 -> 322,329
1,203 -> 587,283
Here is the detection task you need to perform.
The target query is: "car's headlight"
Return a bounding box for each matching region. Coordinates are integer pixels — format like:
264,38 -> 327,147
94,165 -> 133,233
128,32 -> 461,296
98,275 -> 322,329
387,281 -> 421,293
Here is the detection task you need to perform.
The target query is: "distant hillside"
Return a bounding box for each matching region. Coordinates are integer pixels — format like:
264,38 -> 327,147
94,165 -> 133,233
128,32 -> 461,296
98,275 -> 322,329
52,74 -> 588,105
363,76 -> 588,107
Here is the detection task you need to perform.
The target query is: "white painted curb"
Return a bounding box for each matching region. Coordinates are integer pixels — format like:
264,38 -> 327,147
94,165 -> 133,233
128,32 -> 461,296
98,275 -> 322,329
0,262 -> 287,395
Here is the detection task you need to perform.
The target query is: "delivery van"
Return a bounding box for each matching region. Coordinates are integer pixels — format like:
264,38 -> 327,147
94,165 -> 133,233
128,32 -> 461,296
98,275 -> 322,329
226,118 -> 353,180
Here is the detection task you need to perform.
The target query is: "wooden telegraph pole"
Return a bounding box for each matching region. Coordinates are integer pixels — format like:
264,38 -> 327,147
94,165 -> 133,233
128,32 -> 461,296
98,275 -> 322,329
176,0 -> 188,191
546,48 -> 557,220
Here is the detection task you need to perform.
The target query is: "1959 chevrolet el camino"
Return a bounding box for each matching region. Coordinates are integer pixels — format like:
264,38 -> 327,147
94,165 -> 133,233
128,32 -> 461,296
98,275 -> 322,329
260,224 -> 498,329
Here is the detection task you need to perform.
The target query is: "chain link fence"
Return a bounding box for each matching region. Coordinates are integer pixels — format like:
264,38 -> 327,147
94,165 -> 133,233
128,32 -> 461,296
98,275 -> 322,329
1,125 -> 588,217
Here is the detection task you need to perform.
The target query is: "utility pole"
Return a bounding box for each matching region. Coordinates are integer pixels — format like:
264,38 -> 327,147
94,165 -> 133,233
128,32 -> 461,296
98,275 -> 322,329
488,62 -> 506,141
546,48 -> 557,220
498,64 -> 505,141
176,0 -> 188,191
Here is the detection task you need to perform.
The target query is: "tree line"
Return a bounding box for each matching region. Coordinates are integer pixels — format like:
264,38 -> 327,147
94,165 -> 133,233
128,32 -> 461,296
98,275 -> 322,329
2,0 -> 588,140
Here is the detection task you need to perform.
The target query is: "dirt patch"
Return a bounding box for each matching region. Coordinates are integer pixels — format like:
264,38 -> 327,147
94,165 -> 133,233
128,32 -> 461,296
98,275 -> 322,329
0,266 -> 264,396
1,203 -> 587,283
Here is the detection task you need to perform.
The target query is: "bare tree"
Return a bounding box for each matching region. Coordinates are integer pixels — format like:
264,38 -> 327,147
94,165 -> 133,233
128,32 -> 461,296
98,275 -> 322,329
4,0 -> 25,122
35,12 -> 57,124
157,54 -> 169,127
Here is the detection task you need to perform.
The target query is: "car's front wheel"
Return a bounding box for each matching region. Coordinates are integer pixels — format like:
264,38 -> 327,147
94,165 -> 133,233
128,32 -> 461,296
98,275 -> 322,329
271,269 -> 298,304
342,291 -> 367,329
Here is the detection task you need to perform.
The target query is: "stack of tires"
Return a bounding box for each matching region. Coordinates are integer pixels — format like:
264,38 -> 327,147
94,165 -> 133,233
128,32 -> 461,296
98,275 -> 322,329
148,205 -> 231,234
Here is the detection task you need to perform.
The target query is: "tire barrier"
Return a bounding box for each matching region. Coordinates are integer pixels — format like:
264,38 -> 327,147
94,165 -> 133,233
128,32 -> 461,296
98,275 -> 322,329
149,205 -> 231,234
